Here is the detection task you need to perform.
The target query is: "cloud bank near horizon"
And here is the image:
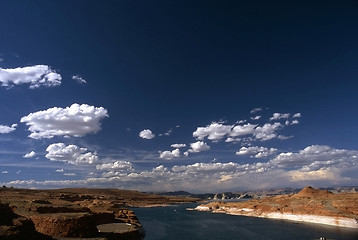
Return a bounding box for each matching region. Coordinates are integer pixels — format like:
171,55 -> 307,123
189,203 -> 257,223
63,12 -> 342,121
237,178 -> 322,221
3,144 -> 357,192
1,92 -> 357,192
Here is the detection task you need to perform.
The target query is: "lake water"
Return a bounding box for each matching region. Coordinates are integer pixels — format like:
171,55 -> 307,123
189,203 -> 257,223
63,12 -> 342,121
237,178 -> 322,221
132,203 -> 358,240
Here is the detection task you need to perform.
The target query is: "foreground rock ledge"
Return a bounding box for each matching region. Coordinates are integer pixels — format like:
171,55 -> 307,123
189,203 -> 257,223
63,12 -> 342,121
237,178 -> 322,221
0,187 -> 198,239
195,186 -> 358,229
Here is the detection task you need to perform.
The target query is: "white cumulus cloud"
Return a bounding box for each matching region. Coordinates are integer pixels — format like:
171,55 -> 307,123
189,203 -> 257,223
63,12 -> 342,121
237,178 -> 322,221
171,143 -> 186,148
0,124 -> 17,134
229,123 -> 257,137
293,113 -> 302,118
0,65 -> 61,89
270,145 -> 358,172
23,151 -> 36,158
96,161 -> 133,171
139,129 -> 155,139
45,143 -> 99,165
160,149 -> 181,160
193,122 -> 233,141
254,122 -> 282,141
188,141 -> 210,153
225,137 -> 240,143
20,103 -> 108,139
270,113 -> 290,121
236,146 -> 277,158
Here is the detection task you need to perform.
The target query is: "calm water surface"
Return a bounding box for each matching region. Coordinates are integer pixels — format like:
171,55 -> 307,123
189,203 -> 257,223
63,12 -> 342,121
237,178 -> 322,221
133,203 -> 358,240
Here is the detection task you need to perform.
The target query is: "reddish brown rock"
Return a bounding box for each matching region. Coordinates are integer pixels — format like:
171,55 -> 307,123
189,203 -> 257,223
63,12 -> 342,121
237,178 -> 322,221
196,186 -> 358,228
293,186 -> 333,198
0,203 -> 54,240
0,187 -> 197,239
30,213 -> 98,237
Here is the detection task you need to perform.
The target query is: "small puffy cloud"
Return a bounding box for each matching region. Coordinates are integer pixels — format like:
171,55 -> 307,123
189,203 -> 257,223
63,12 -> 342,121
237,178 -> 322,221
254,122 -> 282,141
188,141 -> 210,153
285,119 -> 299,126
172,162 -> 239,173
193,122 -> 233,141
171,143 -> 186,148
20,103 -> 108,139
0,124 -> 17,134
236,146 -> 277,158
72,75 -> 87,84
229,123 -> 257,137
236,120 -> 247,124
1,171 -> 8,174
45,143 -> 99,165
270,113 -> 290,121
250,107 -> 262,114
139,129 -> 155,139
96,161 -> 133,171
160,149 -> 181,160
0,65 -> 61,89
56,169 -> 64,173
293,113 -> 302,118
250,115 -> 261,120
291,119 -> 299,125
23,151 -> 36,158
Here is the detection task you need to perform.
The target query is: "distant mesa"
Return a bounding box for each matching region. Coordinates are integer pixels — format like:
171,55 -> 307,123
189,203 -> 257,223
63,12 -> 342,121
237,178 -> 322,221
293,186 -> 333,198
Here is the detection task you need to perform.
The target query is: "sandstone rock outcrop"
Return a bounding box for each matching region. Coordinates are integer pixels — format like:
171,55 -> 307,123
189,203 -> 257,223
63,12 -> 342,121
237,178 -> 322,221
0,203 -> 54,240
0,187 -> 198,239
196,186 -> 358,228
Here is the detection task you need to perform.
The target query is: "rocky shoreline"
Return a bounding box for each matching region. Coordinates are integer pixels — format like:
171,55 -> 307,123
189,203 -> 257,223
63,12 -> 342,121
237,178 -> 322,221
195,186 -> 358,229
0,187 -> 198,239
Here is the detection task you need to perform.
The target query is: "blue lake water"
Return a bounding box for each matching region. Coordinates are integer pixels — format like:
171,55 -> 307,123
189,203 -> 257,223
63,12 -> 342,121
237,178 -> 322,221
132,203 -> 358,240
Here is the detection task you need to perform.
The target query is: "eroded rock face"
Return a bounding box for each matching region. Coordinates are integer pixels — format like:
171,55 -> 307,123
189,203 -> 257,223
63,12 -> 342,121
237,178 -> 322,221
293,186 -> 333,198
0,203 -> 54,240
0,203 -> 17,225
196,186 -> 358,228
30,213 -> 98,238
0,187 -> 196,239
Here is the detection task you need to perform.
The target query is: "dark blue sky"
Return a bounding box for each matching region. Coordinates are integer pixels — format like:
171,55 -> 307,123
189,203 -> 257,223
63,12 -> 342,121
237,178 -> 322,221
0,0 -> 358,192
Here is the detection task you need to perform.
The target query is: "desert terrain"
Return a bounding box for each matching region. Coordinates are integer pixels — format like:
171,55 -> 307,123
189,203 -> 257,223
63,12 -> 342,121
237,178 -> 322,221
196,186 -> 358,229
0,187 -> 199,239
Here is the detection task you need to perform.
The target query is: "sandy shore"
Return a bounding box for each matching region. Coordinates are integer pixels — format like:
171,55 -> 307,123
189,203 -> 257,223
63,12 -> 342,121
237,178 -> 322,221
195,205 -> 358,228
